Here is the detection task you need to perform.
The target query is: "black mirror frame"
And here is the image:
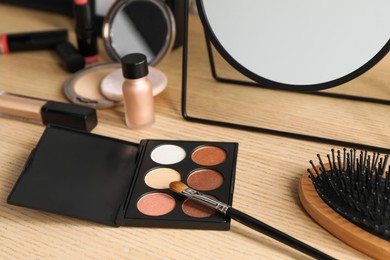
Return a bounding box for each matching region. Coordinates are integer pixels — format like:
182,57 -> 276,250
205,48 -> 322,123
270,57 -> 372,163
181,0 -> 390,153
195,0 -> 390,91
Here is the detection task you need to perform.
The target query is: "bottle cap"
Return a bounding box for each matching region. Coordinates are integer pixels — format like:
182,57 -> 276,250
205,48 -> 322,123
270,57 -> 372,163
55,41 -> 85,73
41,101 -> 97,132
121,53 -> 149,79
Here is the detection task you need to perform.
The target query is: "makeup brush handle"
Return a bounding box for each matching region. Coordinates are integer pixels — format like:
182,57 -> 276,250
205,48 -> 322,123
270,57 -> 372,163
226,208 -> 335,260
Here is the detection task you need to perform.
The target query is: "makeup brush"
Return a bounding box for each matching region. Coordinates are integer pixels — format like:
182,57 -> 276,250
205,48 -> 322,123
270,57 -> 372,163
300,149 -> 390,259
170,181 -> 334,259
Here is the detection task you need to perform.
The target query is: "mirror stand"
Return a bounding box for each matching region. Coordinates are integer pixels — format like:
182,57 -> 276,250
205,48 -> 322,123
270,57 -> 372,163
181,0 -> 390,153
204,38 -> 390,106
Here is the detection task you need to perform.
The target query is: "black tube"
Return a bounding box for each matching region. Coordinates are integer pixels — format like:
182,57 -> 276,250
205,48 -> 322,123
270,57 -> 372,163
0,29 -> 67,53
73,0 -> 98,62
55,41 -> 85,73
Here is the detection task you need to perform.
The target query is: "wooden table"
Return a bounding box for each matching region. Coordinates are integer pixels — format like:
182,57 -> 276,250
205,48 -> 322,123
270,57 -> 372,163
0,4 -> 389,259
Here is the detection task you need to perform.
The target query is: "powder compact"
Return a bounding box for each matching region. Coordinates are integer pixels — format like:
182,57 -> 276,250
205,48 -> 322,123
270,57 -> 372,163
8,125 -> 238,229
64,63 -> 167,108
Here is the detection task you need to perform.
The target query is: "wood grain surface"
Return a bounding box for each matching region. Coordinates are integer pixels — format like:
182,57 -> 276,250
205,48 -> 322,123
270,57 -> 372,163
0,3 -> 389,259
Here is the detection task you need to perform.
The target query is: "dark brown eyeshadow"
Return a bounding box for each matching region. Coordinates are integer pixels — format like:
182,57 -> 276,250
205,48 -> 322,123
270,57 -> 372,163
187,169 -> 223,191
182,198 -> 216,218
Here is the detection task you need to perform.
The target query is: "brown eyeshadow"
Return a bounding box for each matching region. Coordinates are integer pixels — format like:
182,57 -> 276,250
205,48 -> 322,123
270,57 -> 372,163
182,198 -> 216,218
191,146 -> 227,166
187,169 -> 223,191
137,193 -> 175,216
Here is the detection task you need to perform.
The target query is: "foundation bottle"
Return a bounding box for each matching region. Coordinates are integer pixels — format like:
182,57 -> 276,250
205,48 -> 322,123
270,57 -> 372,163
121,53 -> 154,129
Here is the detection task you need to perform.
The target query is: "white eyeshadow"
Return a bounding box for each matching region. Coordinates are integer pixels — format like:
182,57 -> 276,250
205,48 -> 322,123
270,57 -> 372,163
150,145 -> 186,165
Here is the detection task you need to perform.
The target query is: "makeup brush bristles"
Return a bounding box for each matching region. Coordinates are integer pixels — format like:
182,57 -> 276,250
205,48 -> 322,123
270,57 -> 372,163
308,148 -> 390,240
170,181 -> 188,194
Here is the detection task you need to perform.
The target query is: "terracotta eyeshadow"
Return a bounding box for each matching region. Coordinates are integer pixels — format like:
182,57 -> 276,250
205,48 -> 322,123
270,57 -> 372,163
137,193 -> 175,216
187,169 -> 223,191
182,197 -> 216,218
191,146 -> 227,166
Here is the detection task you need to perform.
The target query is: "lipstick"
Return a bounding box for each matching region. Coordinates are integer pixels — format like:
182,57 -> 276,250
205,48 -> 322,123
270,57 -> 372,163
73,0 -> 99,63
0,29 -> 67,54
0,90 -> 97,132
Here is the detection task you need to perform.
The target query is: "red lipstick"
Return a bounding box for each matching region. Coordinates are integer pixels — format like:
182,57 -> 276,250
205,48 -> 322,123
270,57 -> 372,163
73,0 -> 98,62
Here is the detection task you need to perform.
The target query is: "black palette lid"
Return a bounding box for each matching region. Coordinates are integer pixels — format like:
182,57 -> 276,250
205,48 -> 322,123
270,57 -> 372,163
7,125 -> 139,226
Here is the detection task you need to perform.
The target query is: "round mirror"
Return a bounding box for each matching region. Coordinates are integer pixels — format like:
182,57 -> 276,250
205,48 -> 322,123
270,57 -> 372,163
197,0 -> 390,91
103,0 -> 176,65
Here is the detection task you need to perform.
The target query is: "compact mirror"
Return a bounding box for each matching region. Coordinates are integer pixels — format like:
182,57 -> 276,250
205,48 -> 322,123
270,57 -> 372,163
103,0 -> 176,65
197,0 -> 390,91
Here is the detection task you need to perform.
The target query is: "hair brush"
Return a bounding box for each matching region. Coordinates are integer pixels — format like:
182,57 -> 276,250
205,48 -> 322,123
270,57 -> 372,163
299,148 -> 390,259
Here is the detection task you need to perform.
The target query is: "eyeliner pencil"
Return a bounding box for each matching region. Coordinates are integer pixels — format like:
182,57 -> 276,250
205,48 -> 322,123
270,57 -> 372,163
170,181 -> 335,260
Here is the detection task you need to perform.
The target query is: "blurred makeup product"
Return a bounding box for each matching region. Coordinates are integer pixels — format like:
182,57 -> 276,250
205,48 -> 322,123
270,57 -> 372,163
0,91 -> 97,131
8,125 -> 238,229
0,29 -> 86,73
0,0 -> 185,49
64,63 -> 122,108
0,29 -> 67,54
73,0 -> 98,62
170,182 -> 334,260
64,0 -> 172,108
55,41 -> 85,73
63,63 -> 166,108
121,53 -> 154,129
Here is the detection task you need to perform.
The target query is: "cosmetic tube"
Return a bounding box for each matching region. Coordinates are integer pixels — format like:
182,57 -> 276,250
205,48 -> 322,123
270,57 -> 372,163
73,0 -> 98,62
0,29 -> 68,54
55,41 -> 85,72
0,90 -> 97,131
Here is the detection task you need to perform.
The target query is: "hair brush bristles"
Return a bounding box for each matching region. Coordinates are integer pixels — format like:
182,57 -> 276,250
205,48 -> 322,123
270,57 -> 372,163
308,148 -> 390,240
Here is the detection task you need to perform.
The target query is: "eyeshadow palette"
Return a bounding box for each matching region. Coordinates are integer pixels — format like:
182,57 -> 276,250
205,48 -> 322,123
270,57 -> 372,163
8,125 -> 238,230
117,140 -> 237,229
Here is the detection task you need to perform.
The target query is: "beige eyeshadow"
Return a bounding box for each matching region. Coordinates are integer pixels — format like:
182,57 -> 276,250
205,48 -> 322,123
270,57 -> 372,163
182,197 -> 216,218
144,168 -> 181,189
187,169 -> 223,191
73,67 -> 116,100
137,193 -> 176,216
191,146 -> 227,166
